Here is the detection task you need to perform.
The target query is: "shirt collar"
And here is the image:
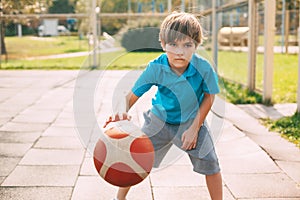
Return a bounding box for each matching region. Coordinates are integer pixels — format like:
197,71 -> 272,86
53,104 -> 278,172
159,53 -> 197,78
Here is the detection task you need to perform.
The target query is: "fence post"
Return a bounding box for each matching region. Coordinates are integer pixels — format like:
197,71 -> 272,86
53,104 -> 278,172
297,21 -> 300,113
263,0 -> 276,104
247,0 -> 257,91
91,0 -> 98,69
0,1 -> 2,68
212,0 -> 218,70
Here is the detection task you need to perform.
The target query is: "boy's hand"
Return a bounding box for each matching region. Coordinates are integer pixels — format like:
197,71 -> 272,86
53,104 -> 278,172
181,125 -> 199,150
103,113 -> 131,128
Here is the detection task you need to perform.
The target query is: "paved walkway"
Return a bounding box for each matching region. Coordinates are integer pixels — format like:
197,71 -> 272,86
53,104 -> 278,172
0,70 -> 299,200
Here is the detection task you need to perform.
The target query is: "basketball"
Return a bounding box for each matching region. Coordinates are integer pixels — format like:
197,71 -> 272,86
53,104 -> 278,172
93,120 -> 155,187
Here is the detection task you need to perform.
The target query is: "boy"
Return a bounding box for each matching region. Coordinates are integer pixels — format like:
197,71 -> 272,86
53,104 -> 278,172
106,12 -> 222,200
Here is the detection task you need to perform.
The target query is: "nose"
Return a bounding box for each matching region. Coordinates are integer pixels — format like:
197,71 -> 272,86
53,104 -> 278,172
175,47 -> 184,55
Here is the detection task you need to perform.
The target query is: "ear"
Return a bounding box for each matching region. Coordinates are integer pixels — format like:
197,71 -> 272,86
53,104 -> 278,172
160,41 -> 166,51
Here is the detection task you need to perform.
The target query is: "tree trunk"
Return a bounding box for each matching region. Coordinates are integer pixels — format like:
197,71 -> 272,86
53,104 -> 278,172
1,21 -> 7,55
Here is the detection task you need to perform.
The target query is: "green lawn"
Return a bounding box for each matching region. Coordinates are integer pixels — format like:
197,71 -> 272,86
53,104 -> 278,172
217,51 -> 298,103
4,36 -> 89,59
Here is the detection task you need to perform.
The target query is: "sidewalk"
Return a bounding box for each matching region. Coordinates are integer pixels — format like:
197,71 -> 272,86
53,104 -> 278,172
0,70 -> 299,200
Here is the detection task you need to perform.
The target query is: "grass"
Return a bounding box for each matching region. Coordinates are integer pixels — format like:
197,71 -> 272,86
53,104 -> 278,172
105,52 -> 161,69
4,36 -> 89,59
0,56 -> 86,70
219,77 -> 262,104
217,51 -> 298,103
261,112 -> 300,148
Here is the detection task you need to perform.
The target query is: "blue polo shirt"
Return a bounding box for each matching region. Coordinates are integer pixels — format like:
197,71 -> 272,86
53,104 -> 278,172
132,53 -> 219,124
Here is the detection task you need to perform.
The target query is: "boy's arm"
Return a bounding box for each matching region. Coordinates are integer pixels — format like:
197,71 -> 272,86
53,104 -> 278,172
104,91 -> 139,128
126,91 -> 139,112
192,93 -> 215,130
181,93 -> 215,150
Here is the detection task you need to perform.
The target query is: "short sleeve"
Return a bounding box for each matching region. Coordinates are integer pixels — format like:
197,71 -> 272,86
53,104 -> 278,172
131,64 -> 157,97
202,63 -> 220,94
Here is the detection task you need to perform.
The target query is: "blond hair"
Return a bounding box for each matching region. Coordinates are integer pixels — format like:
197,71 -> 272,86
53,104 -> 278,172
159,12 -> 203,45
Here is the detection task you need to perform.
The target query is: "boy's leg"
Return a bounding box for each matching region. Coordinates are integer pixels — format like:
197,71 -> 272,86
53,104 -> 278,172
177,124 -> 222,200
206,172 -> 222,200
116,187 -> 130,200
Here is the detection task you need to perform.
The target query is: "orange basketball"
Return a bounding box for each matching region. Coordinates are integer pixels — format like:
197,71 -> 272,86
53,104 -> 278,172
93,121 -> 155,187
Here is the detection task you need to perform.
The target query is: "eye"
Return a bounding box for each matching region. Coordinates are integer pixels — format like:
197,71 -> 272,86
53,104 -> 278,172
185,43 -> 193,48
169,43 -> 177,47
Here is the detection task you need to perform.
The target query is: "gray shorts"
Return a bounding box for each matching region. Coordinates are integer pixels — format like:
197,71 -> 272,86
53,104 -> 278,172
142,111 -> 220,175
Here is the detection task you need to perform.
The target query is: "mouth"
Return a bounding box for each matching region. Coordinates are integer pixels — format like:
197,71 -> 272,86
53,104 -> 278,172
174,58 -> 185,61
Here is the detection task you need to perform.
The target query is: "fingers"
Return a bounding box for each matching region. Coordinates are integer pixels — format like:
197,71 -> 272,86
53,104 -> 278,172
181,134 -> 197,150
103,113 -> 131,128
112,112 -> 131,121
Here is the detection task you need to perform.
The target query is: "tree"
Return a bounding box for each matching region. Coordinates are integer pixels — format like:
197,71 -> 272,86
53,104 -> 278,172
1,0 -> 42,55
0,0 -> 52,54
48,0 -> 76,13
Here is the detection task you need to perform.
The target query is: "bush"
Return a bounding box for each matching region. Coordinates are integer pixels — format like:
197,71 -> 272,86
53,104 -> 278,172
121,27 -> 163,52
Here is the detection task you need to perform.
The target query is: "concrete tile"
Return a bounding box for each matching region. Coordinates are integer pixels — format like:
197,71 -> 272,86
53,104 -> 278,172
249,134 -> 300,162
33,101 -> 67,110
169,151 -> 192,166
0,157 -> 21,176
34,136 -> 83,149
0,117 -> 11,126
0,88 -> 21,102
276,161 -> 300,183
219,151 -> 280,174
12,111 -> 59,123
266,147 -> 300,162
0,122 -> 50,132
152,186 -> 211,200
80,157 -> 98,176
56,111 -> 74,120
1,165 -> 80,186
0,143 -> 32,157
19,149 -> 84,165
274,103 -> 297,117
71,176 -> 117,200
0,176 -> 5,184
52,117 -> 76,127
238,103 -> 297,120
127,177 -> 153,200
241,198 -> 300,200
71,176 -> 152,200
0,102 -> 27,113
0,186 -> 73,200
42,126 -> 77,137
150,165 -> 206,187
223,173 -> 300,199
223,186 -> 236,200
5,92 -> 42,106
224,104 -> 270,135
216,121 -> 245,143
248,131 -> 297,149
0,131 -> 41,143
216,136 -> 262,157
238,104 -> 284,120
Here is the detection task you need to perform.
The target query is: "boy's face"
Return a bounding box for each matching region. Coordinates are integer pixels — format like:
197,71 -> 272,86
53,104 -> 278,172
162,38 -> 198,75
